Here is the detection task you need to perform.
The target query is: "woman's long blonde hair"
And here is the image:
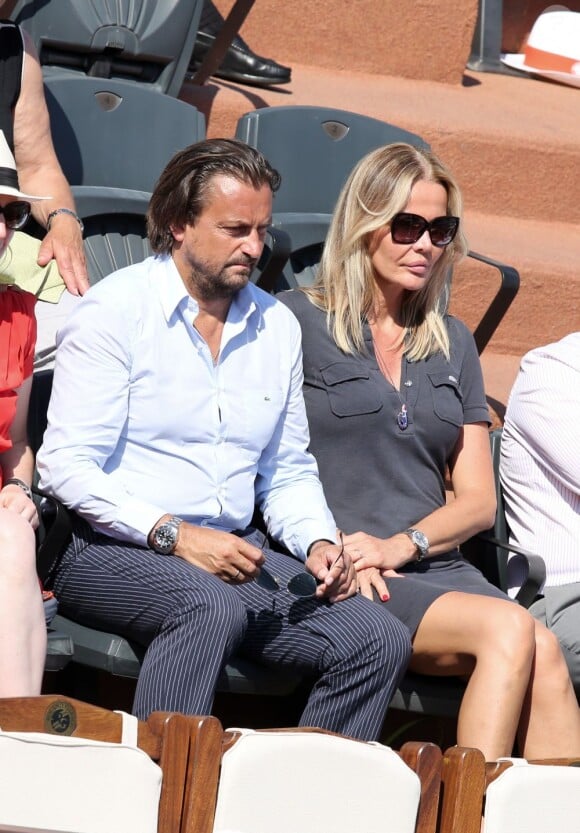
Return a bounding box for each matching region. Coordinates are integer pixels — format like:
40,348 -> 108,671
305,142 -> 468,361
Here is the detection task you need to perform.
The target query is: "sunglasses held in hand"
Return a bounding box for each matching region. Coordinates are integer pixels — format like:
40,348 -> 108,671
390,212 -> 459,248
256,534 -> 345,598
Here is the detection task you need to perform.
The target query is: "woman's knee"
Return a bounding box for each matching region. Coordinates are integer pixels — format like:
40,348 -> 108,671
418,593 -> 536,667
470,600 -> 537,671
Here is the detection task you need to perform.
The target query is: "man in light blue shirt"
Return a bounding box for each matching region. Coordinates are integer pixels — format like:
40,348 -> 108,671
38,139 -> 411,739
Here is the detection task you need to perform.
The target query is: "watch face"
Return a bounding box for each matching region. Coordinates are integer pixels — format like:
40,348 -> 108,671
154,523 -> 178,554
413,531 -> 429,551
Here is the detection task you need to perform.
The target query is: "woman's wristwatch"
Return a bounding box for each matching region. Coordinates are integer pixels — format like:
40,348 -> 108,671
4,477 -> 33,501
404,528 -> 430,561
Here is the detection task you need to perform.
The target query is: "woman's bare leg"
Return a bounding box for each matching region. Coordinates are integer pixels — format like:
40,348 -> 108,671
409,591 -> 536,760
517,619 -> 580,758
0,508 -> 46,695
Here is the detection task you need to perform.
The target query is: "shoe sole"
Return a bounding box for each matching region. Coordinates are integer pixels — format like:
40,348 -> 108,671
214,68 -> 291,86
188,60 -> 290,88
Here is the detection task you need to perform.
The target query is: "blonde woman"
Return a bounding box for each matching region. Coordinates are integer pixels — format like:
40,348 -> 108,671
279,142 -> 580,761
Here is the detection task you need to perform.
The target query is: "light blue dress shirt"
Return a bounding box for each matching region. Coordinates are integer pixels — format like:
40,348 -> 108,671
37,255 -> 336,559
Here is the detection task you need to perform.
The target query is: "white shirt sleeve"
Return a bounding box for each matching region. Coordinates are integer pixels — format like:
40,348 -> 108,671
37,287 -> 167,546
256,312 -> 337,560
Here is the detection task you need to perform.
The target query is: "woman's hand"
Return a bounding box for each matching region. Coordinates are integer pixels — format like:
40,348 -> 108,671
356,566 -> 393,602
0,485 -> 39,529
344,531 -> 415,572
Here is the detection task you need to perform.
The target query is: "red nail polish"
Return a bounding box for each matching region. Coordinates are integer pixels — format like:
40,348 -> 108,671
381,594 -> 389,602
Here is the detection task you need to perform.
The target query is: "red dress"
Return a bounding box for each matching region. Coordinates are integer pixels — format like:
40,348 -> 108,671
0,287 -> 36,489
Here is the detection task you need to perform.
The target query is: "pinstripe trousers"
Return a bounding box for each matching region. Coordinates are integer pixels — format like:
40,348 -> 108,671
51,523 -> 412,741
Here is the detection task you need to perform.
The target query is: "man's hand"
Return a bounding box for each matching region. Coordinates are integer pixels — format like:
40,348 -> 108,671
37,215 -> 89,295
305,540 -> 357,603
0,485 -> 39,529
172,522 -> 265,582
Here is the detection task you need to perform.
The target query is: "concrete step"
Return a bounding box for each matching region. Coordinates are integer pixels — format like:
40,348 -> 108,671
180,62 -> 580,226
452,211 -> 580,357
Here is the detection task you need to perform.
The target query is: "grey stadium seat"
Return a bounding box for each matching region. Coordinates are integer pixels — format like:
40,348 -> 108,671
42,75 -> 206,194
10,0 -> 203,97
236,105 -> 519,353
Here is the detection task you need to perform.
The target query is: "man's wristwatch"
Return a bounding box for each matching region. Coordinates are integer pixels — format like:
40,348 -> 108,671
151,516 -> 183,555
404,528 -> 429,562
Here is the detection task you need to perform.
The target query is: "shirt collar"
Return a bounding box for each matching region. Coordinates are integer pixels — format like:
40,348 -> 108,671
157,255 -> 193,322
156,254 -> 264,331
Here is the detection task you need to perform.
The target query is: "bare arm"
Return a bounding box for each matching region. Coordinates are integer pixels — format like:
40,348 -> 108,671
0,375 -> 38,527
13,30 -> 88,294
347,423 -> 496,572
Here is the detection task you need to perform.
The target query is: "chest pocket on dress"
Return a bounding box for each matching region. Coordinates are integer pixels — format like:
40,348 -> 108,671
320,362 -> 383,417
428,371 -> 464,426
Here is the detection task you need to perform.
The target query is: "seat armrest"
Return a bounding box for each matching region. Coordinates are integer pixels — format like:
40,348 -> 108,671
33,488 -> 73,584
467,250 -> 519,354
476,532 -> 546,608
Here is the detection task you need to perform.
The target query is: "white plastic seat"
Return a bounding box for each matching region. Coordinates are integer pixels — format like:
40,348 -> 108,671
213,729 -> 421,833
484,757 -> 580,833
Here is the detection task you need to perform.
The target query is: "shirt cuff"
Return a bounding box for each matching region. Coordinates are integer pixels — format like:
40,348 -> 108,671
292,523 -> 337,561
307,538 -> 335,556
112,497 -> 169,547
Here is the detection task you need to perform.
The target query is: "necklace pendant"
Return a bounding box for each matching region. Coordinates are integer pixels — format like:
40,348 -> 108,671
397,404 -> 408,431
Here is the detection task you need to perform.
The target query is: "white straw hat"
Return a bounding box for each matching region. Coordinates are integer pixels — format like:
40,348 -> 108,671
501,6 -> 580,89
0,130 -> 50,200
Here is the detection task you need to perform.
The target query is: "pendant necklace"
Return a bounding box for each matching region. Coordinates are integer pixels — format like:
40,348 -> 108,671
371,330 -> 409,431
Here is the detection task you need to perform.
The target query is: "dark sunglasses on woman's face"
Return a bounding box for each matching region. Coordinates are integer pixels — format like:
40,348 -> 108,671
390,212 -> 459,248
0,200 -> 32,230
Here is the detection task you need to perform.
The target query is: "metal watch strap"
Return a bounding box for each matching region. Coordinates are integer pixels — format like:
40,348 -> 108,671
404,527 -> 429,562
152,516 -> 183,555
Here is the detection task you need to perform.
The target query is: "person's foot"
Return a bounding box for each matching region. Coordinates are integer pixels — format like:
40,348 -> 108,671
190,31 -> 291,88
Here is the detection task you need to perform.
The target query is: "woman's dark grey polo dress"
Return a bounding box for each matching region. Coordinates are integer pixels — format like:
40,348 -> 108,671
279,289 -> 508,636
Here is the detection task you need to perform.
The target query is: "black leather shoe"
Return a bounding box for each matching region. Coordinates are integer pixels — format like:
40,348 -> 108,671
190,31 -> 291,87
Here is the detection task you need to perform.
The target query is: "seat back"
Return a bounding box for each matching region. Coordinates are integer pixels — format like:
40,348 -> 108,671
236,105 -> 428,215
11,0 -> 203,97
235,106 -> 519,345
185,723 -> 442,833
42,75 -> 205,192
0,694 -> 193,833
440,749 -> 580,833
236,105 -> 428,292
438,746 -> 487,833
75,190 -> 152,285
483,757 -> 580,833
